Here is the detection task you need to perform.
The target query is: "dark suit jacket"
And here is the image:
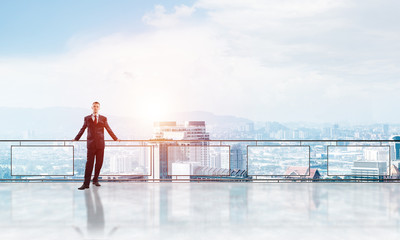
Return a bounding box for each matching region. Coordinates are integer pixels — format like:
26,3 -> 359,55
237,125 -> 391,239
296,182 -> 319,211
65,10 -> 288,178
74,115 -> 118,149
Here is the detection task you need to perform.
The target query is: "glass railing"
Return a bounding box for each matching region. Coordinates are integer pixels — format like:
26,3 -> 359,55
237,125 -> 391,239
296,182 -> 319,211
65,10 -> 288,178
0,139 -> 399,181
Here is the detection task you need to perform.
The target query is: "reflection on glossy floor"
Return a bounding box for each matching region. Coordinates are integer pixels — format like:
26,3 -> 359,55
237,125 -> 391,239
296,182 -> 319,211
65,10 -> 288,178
1,182 -> 400,240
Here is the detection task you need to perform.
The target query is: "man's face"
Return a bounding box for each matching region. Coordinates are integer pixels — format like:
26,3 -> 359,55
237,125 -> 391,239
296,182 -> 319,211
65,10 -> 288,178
92,103 -> 100,114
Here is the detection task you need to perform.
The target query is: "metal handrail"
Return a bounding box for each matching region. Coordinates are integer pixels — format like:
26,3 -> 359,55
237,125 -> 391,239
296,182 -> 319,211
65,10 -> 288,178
0,139 -> 398,182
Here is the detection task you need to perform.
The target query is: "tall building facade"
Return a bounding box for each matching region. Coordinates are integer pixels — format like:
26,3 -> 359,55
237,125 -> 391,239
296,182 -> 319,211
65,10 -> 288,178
393,136 -> 400,161
153,121 -> 210,140
230,144 -> 245,170
153,121 -> 210,178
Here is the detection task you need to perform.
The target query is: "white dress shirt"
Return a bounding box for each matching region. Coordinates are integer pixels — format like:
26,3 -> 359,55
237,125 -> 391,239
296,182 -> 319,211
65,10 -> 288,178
92,113 -> 99,123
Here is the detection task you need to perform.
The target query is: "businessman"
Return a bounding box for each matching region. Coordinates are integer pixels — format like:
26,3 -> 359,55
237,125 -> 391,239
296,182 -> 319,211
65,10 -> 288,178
74,102 -> 119,190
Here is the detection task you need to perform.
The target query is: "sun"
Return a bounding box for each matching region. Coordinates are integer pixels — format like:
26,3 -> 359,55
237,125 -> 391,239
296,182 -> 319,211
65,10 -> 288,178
135,99 -> 169,123
146,103 -> 166,122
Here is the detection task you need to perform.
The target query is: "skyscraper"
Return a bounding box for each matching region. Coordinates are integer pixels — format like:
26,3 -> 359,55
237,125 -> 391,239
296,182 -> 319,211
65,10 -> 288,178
153,121 -> 210,178
393,136 -> 400,161
153,121 -> 209,140
230,144 -> 245,170
383,124 -> 389,136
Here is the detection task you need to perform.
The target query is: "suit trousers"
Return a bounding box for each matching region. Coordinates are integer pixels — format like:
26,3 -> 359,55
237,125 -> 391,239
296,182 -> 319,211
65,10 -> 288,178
84,148 -> 104,186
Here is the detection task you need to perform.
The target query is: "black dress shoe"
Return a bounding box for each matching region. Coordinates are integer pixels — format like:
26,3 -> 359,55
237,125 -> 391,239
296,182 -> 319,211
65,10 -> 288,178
78,184 -> 89,190
93,182 -> 101,187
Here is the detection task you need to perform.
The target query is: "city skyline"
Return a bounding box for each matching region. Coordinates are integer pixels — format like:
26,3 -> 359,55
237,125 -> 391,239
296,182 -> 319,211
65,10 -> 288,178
2,106 -> 400,140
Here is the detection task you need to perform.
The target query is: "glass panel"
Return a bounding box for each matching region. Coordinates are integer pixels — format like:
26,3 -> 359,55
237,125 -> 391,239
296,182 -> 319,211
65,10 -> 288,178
247,146 -> 310,176
0,142 -> 13,179
11,146 -> 74,176
101,146 -> 152,176
327,146 -> 390,176
167,146 -> 230,176
71,142 -> 87,178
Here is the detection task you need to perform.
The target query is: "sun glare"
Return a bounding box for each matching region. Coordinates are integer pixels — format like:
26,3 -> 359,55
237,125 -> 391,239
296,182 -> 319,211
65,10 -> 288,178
136,100 -> 168,123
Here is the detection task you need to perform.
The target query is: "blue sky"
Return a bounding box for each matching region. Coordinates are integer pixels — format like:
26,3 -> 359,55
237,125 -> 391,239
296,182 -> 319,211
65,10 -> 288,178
0,0 -> 196,56
0,0 -> 399,123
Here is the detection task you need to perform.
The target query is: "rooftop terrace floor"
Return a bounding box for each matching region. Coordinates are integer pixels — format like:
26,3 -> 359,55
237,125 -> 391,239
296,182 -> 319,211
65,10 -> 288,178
1,182 -> 400,239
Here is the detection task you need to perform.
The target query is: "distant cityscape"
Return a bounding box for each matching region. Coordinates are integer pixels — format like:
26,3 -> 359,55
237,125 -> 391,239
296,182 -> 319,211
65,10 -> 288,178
209,122 -> 399,141
1,107 -> 400,181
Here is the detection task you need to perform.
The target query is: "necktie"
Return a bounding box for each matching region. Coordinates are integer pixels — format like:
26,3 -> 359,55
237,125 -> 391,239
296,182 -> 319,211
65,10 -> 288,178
94,115 -> 98,124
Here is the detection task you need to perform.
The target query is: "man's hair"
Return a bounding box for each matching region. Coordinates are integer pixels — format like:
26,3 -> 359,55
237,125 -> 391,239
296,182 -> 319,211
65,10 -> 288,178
92,101 -> 100,105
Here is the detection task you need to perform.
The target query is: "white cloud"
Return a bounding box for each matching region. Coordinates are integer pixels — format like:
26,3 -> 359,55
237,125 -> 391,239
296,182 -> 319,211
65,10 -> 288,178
142,4 -> 195,27
0,0 -> 399,123
196,0 -> 348,21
